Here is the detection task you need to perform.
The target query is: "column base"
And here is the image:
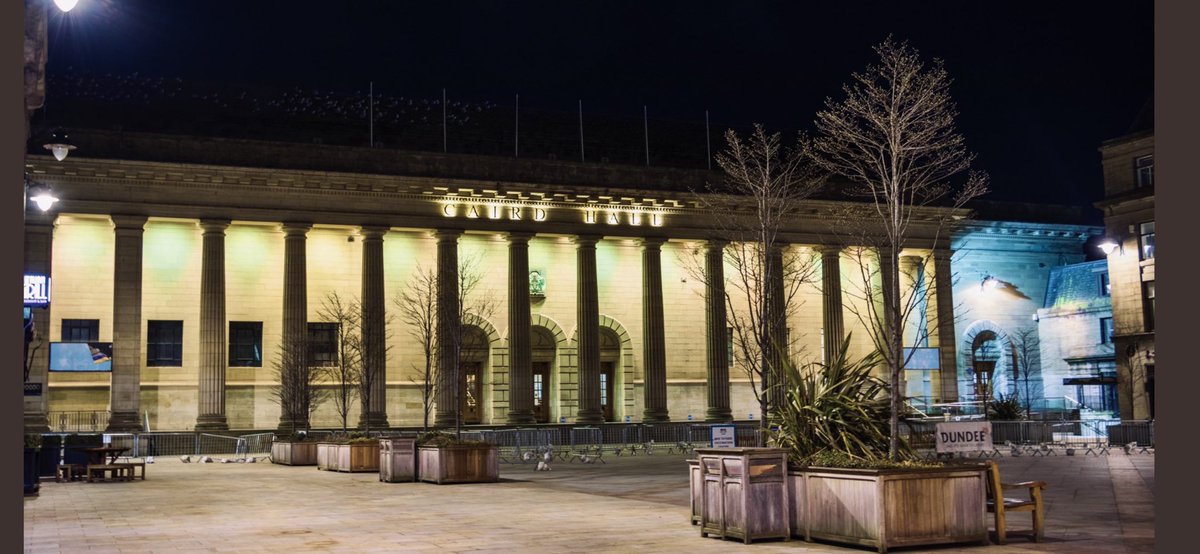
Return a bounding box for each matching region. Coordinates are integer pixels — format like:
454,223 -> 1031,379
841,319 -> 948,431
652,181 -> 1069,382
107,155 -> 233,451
433,412 -> 458,429
24,412 -> 51,434
276,416 -> 311,436
642,409 -> 671,423
574,409 -> 605,424
194,415 -> 229,432
704,407 -> 734,423
506,410 -> 536,425
106,411 -> 143,432
358,411 -> 390,431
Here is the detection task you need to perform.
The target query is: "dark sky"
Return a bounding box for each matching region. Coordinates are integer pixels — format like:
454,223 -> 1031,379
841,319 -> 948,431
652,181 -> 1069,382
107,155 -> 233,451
45,1 -> 1153,208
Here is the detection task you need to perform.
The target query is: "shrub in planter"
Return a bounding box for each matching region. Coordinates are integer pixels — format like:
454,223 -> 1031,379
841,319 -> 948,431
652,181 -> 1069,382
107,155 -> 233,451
416,431 -> 498,484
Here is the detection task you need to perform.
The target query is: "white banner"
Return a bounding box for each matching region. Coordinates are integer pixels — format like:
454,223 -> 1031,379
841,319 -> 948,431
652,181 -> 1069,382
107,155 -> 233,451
935,421 -> 993,453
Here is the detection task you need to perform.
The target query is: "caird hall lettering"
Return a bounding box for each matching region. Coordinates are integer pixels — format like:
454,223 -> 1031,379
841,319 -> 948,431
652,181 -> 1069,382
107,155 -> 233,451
440,203 -> 664,227
441,204 -> 548,221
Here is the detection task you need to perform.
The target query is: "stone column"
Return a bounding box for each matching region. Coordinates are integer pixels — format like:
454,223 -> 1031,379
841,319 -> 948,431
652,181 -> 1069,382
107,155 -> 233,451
359,226 -> 390,429
818,246 -> 844,365
506,232 -> 535,424
107,215 -> 148,432
900,254 -> 929,348
23,217 -> 54,432
641,237 -> 669,422
932,249 -> 959,403
433,229 -> 462,428
195,219 -> 230,431
276,222 -> 311,432
763,243 -> 786,417
704,240 -> 732,422
574,235 -> 604,424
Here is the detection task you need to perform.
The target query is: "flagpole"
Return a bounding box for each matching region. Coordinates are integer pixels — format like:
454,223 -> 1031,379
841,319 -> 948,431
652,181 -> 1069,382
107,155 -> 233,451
705,109 -> 711,170
643,105 -> 649,166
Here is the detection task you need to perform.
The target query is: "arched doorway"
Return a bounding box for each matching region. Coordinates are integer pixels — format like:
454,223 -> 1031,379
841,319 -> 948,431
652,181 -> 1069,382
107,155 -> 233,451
531,326 -> 556,423
460,325 -> 488,424
599,328 -> 620,422
971,330 -> 1002,401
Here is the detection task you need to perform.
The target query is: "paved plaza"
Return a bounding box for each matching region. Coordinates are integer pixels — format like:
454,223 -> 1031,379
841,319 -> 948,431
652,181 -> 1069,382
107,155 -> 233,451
23,450 -> 1153,553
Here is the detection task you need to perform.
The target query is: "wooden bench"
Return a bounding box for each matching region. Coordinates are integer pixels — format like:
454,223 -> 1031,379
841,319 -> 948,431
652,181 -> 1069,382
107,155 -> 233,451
86,464 -> 134,482
985,460 -> 1047,544
56,463 -> 87,482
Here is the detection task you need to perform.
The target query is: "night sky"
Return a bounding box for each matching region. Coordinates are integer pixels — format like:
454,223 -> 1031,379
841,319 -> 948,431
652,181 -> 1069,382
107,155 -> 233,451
43,1 -> 1153,209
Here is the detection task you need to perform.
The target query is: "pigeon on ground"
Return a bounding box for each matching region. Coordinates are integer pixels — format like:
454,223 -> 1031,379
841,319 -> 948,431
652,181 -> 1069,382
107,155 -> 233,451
180,455 -> 191,463
145,456 -> 154,464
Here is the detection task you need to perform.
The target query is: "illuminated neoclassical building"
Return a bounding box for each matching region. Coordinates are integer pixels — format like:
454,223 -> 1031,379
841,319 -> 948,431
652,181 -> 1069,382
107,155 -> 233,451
22,130 -> 1100,432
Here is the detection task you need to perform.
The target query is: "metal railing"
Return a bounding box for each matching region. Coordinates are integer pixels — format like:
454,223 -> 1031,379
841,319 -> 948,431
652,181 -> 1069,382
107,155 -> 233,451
903,418 -> 1154,449
48,411 -> 110,433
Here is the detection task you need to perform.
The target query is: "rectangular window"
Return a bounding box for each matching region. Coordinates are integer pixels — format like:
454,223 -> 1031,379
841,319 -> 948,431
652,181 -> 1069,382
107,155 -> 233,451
307,322 -> 338,367
229,322 -> 263,367
1099,272 -> 1110,296
1135,155 -> 1153,188
147,320 -> 183,366
1099,317 -> 1113,344
61,319 -> 99,342
1143,281 -> 1155,332
1139,222 -> 1155,260
533,373 -> 543,407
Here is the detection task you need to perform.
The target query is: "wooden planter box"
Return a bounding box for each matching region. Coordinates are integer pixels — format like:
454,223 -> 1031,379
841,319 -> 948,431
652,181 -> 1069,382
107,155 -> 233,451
696,447 -> 790,544
789,465 -> 987,553
687,459 -> 701,525
271,441 -> 318,466
317,442 -> 381,472
418,444 -> 499,484
380,438 -> 418,483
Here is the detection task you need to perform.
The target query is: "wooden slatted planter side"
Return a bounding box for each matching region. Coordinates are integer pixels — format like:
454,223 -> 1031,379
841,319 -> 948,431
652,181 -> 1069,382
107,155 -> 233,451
271,441 -> 318,466
417,444 -> 499,484
792,466 -> 988,553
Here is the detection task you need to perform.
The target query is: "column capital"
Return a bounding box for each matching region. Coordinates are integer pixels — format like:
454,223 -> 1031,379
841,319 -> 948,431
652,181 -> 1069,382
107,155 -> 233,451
506,231 -> 535,244
639,237 -> 668,249
704,238 -> 728,250
110,214 -> 149,230
280,222 -> 312,236
359,225 -> 390,239
815,244 -> 844,256
572,234 -> 601,247
435,228 -> 464,242
198,219 -> 231,234
932,248 -> 953,261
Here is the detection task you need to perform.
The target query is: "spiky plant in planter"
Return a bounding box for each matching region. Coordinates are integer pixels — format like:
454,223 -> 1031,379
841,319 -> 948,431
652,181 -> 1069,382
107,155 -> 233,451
768,334 -> 915,467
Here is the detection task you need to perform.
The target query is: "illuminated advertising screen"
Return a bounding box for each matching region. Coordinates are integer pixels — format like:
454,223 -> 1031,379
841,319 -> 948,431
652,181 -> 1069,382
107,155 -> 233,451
49,342 -> 113,372
24,274 -> 51,307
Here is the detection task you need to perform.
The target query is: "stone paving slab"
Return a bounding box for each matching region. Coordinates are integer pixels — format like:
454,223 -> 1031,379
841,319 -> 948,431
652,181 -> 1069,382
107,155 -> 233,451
23,450 -> 1153,553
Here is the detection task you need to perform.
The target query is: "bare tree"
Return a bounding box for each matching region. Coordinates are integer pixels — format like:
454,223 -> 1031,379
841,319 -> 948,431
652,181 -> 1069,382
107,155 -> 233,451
813,37 -> 989,458
270,335 -> 329,436
397,255 -> 498,437
1010,327 -> 1040,419
316,292 -> 362,433
355,308 -> 392,435
395,264 -> 437,431
448,253 -> 499,437
685,124 -> 824,434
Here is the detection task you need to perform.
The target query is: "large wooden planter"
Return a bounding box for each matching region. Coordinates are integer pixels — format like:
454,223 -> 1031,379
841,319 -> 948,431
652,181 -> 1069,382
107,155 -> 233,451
271,441 -> 318,466
317,442 -> 381,472
696,447 -> 790,544
418,444 -> 499,484
789,465 -> 987,553
687,459 -> 702,525
380,438 -> 418,483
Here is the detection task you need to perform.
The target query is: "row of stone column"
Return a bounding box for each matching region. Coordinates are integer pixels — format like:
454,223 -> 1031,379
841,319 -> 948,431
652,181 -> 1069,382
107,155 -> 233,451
23,216 -> 959,431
